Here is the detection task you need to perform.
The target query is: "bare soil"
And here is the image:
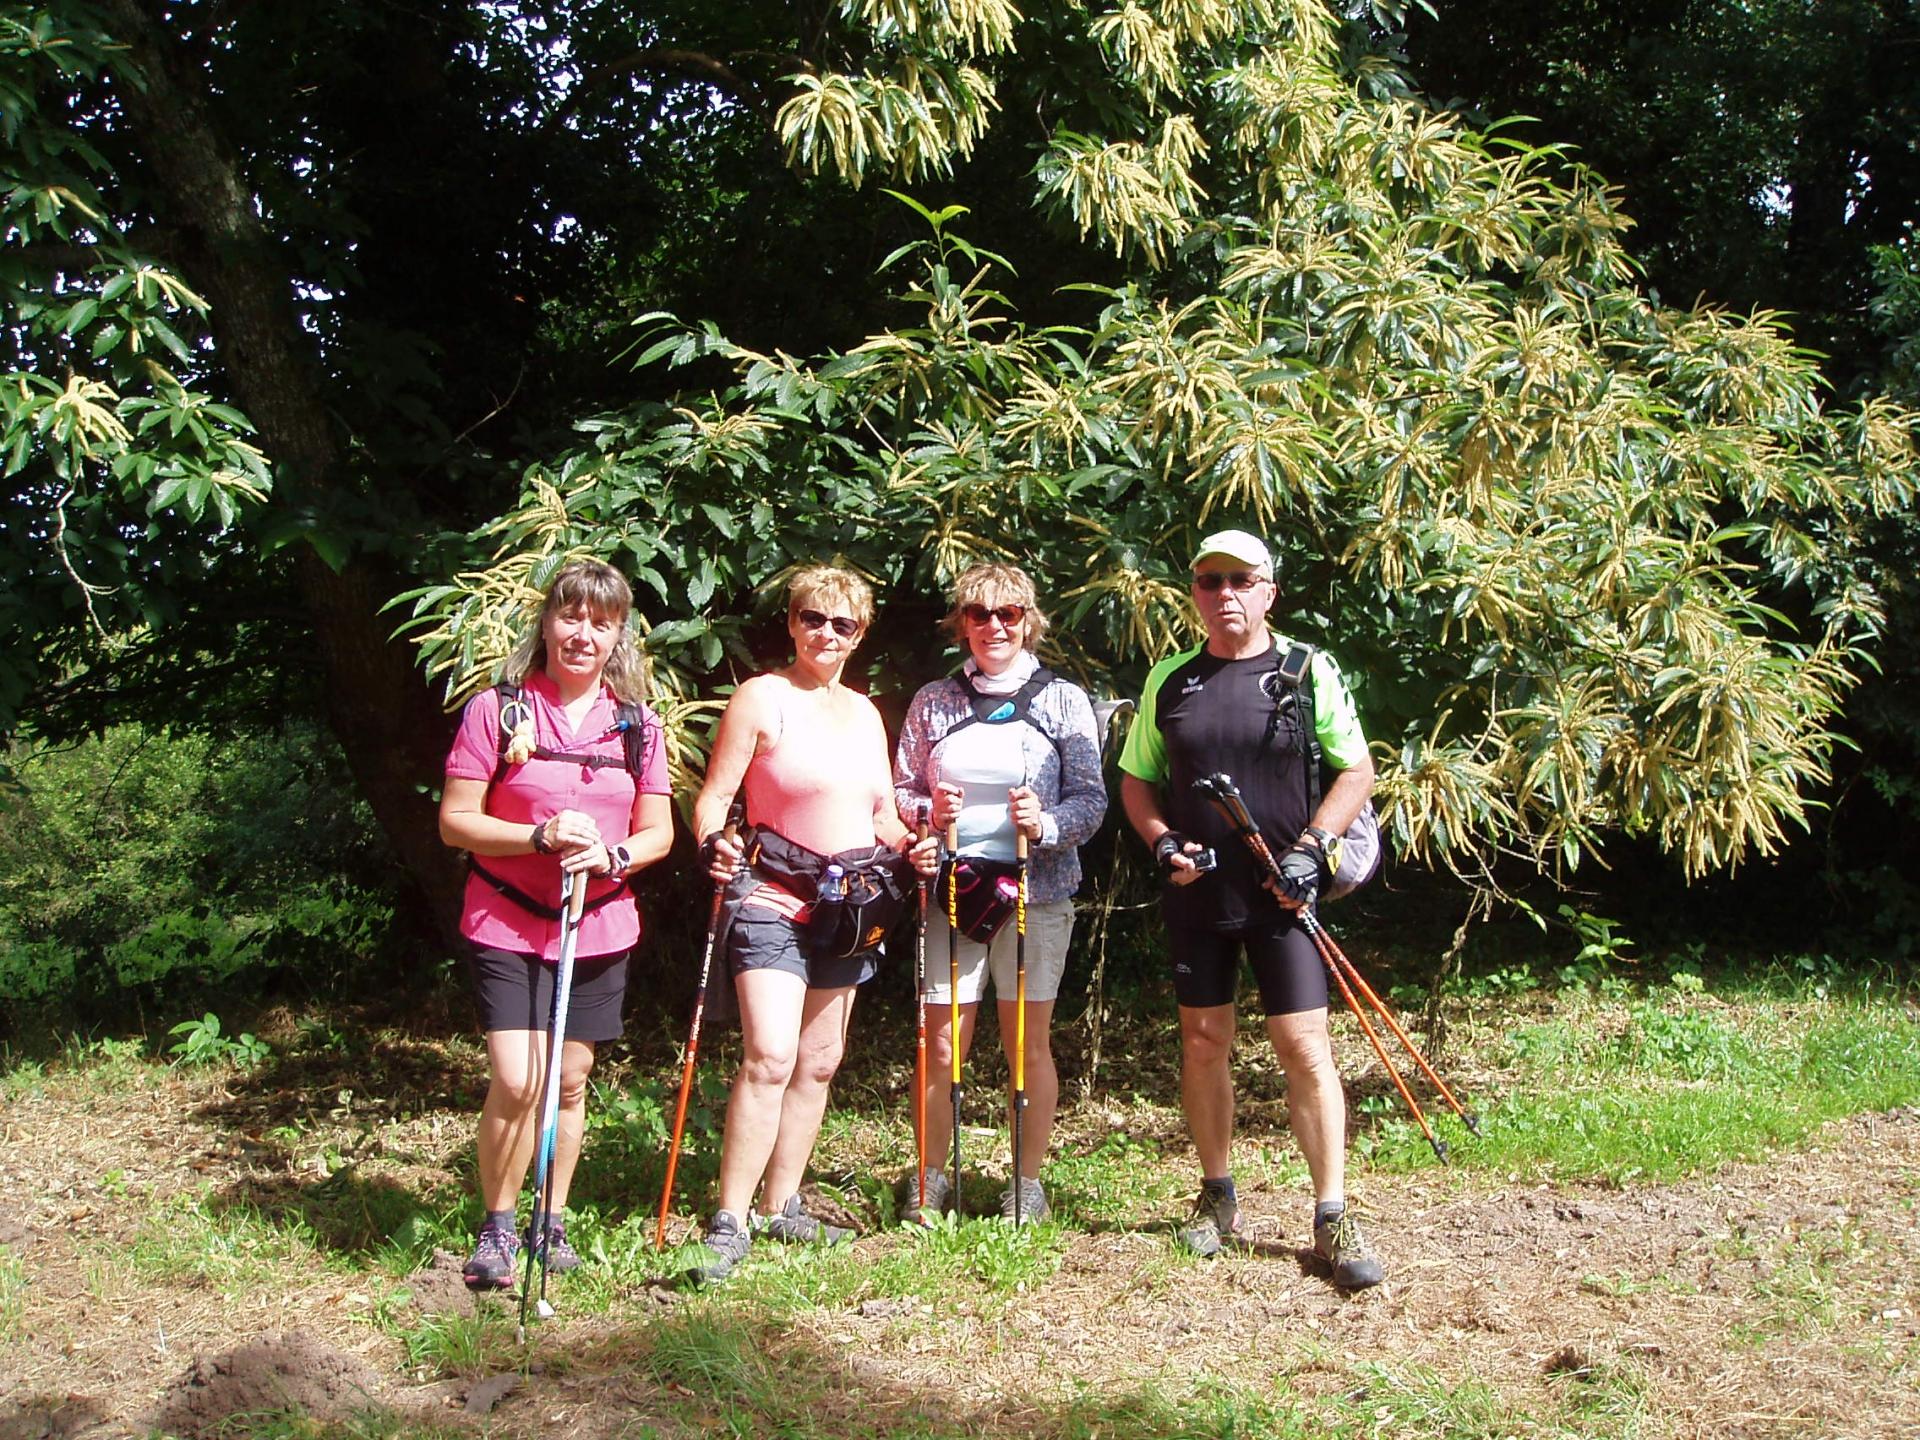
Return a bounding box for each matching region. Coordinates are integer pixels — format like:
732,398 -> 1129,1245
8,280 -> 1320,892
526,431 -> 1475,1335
2,1047 -> 1916,1439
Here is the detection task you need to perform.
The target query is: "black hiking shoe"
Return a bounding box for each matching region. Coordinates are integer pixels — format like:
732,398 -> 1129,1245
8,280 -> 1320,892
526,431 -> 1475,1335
462,1218 -> 520,1289
1313,1205 -> 1385,1289
533,1219 -> 581,1274
689,1209 -> 752,1285
756,1193 -> 853,1245
1179,1181 -> 1240,1257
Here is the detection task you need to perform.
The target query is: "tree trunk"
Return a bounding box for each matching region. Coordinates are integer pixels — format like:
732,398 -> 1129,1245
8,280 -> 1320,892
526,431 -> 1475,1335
99,0 -> 465,939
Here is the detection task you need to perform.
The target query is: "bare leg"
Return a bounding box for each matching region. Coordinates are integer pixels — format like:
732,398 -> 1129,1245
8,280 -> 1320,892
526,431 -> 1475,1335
996,997 -> 1057,1179
544,1037 -> 596,1213
715,969 -> 807,1217
759,983 -> 858,1212
920,1001 -> 979,1171
1266,1007 -> 1345,1203
477,1028 -> 543,1212
1178,1003 -> 1237,1177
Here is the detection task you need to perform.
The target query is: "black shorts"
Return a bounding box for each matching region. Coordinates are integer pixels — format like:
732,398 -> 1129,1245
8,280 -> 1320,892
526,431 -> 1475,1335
469,944 -> 631,1043
1163,910 -> 1327,1015
727,908 -> 879,990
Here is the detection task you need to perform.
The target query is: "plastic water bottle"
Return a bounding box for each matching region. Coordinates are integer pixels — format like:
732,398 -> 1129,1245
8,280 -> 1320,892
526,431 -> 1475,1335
819,863 -> 847,904
993,874 -> 1019,905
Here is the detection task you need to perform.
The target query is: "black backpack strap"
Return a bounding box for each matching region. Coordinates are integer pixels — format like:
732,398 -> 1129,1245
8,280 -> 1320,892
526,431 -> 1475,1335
947,666 -> 1059,740
616,700 -> 654,779
492,681 -> 528,788
1273,642 -> 1323,816
468,859 -> 624,921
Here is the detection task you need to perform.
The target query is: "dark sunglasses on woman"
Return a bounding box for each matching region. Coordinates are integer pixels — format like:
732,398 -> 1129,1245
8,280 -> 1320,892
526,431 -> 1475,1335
798,609 -> 861,638
1192,571 -> 1264,592
962,603 -> 1027,626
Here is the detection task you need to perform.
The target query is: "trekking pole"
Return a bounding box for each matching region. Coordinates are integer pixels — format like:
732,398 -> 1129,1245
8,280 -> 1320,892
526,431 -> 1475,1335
1012,829 -> 1029,1225
655,814 -> 740,1250
914,811 -> 931,1217
1191,774 -> 1454,1163
521,870 -> 586,1342
1304,912 -> 1481,1136
946,820 -> 963,1218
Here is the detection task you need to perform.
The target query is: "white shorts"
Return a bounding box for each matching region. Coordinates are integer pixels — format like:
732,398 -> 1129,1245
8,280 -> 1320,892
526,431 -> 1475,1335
918,898 -> 1075,1006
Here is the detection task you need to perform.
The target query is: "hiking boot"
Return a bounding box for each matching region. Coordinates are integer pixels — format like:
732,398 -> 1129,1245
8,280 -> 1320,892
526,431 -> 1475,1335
902,1166 -> 951,1226
462,1218 -> 520,1289
756,1193 -> 853,1245
533,1219 -> 581,1274
999,1177 -> 1050,1225
1313,1205 -> 1385,1289
1178,1181 -> 1241,1257
691,1209 -> 752,1285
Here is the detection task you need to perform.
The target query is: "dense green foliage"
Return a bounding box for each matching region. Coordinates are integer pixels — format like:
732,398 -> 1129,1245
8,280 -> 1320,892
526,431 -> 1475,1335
0,724 -> 400,1025
0,0 -> 1915,932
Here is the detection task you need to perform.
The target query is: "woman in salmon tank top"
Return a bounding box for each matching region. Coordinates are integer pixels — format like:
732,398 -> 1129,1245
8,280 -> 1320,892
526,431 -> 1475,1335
686,565 -> 939,1283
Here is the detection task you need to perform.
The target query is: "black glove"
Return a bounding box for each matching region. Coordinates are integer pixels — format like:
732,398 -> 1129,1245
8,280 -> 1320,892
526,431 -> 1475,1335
1274,842 -> 1326,903
1153,831 -> 1195,875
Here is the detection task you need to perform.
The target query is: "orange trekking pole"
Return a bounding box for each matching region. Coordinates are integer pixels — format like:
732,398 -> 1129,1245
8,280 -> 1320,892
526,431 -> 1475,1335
655,814 -> 738,1248
946,820 -> 963,1216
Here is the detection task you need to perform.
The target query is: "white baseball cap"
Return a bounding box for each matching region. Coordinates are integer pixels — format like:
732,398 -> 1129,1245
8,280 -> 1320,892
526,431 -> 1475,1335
1190,529 -> 1272,573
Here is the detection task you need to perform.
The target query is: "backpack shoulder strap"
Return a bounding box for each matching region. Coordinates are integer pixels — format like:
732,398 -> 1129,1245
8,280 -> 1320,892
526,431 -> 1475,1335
948,666 -> 1059,739
1271,642 -> 1323,816
491,681 -> 527,788
615,700 -> 653,780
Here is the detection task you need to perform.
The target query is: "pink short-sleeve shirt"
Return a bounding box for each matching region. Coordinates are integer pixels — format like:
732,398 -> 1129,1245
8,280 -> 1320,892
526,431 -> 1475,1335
445,672 -> 670,960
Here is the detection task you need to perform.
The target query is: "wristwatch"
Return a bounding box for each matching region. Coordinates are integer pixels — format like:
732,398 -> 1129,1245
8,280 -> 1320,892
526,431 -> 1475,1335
1304,825 -> 1343,877
607,842 -> 633,877
530,819 -> 555,854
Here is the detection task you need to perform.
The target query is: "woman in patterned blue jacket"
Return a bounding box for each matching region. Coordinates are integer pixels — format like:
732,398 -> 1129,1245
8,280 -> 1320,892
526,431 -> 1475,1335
893,563 -> 1107,1224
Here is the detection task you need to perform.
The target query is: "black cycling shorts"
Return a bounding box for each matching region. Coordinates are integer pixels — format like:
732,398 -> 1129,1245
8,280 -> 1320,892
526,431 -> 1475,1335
469,944 -> 631,1042
1163,910 -> 1327,1015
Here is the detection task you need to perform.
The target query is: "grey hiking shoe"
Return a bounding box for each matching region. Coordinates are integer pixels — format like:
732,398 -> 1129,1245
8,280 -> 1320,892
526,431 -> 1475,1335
999,1177 -> 1049,1225
462,1218 -> 520,1289
902,1166 -> 951,1226
691,1209 -> 752,1284
756,1193 -> 853,1245
1179,1181 -> 1240,1257
533,1219 -> 580,1274
1313,1206 -> 1385,1289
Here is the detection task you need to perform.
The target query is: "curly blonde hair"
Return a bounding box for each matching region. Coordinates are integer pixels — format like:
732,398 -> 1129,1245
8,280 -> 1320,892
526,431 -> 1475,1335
501,560 -> 646,703
787,564 -> 875,632
944,562 -> 1048,651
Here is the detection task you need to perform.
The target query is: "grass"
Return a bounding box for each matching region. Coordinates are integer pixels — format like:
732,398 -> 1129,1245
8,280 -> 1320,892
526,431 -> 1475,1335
8,951 -> 1919,1439
1357,972 -> 1920,1184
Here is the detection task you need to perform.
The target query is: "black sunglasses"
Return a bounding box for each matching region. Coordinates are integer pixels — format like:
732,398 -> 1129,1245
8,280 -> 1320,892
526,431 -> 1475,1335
962,603 -> 1027,627
798,608 -> 860,638
1192,571 -> 1265,592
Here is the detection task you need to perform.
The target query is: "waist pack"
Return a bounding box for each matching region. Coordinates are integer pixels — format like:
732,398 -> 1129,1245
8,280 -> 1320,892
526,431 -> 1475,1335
739,826 -> 915,961
943,856 -> 1023,944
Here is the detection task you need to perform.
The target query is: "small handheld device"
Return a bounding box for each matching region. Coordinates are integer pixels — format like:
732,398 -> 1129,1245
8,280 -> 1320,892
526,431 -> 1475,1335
1188,846 -> 1218,874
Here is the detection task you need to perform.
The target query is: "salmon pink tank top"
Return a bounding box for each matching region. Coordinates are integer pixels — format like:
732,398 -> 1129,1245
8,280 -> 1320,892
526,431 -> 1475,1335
741,680 -> 890,918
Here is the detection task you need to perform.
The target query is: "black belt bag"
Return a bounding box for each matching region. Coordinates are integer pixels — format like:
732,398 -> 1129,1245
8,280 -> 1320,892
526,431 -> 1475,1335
738,826 -> 915,961
942,856 -> 1023,944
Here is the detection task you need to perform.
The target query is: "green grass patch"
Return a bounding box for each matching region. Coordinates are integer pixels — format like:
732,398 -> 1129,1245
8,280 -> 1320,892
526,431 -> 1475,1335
201,1407 -> 470,1440
127,1193 -> 339,1292
0,1247 -> 25,1339
1360,982 -> 1920,1184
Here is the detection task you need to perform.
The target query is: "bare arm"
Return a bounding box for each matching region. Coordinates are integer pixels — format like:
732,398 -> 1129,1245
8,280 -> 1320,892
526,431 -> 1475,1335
1120,772 -> 1205,885
1312,754 -> 1375,838
440,776 -> 547,857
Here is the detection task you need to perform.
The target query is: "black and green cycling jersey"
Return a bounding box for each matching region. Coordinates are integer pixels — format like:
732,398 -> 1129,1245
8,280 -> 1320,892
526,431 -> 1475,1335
1119,634 -> 1368,931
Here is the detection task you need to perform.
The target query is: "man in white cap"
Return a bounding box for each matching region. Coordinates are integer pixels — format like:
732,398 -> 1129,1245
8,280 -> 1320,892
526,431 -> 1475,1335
1118,528 -> 1383,1287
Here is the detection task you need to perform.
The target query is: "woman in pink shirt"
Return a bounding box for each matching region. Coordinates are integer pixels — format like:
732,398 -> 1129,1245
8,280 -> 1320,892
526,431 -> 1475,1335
687,565 -> 937,1282
439,561 -> 674,1289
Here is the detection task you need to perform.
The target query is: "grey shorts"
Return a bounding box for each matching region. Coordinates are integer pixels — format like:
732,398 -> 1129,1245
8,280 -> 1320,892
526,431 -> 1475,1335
921,899 -> 1074,1006
727,908 -> 880,990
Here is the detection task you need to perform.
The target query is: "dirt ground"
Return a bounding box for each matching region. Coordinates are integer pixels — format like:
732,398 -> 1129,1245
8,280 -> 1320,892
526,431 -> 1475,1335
2,1057 -> 1916,1439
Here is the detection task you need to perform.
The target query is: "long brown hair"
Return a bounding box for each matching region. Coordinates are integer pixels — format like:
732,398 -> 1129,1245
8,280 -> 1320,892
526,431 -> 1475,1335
501,560 -> 646,703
